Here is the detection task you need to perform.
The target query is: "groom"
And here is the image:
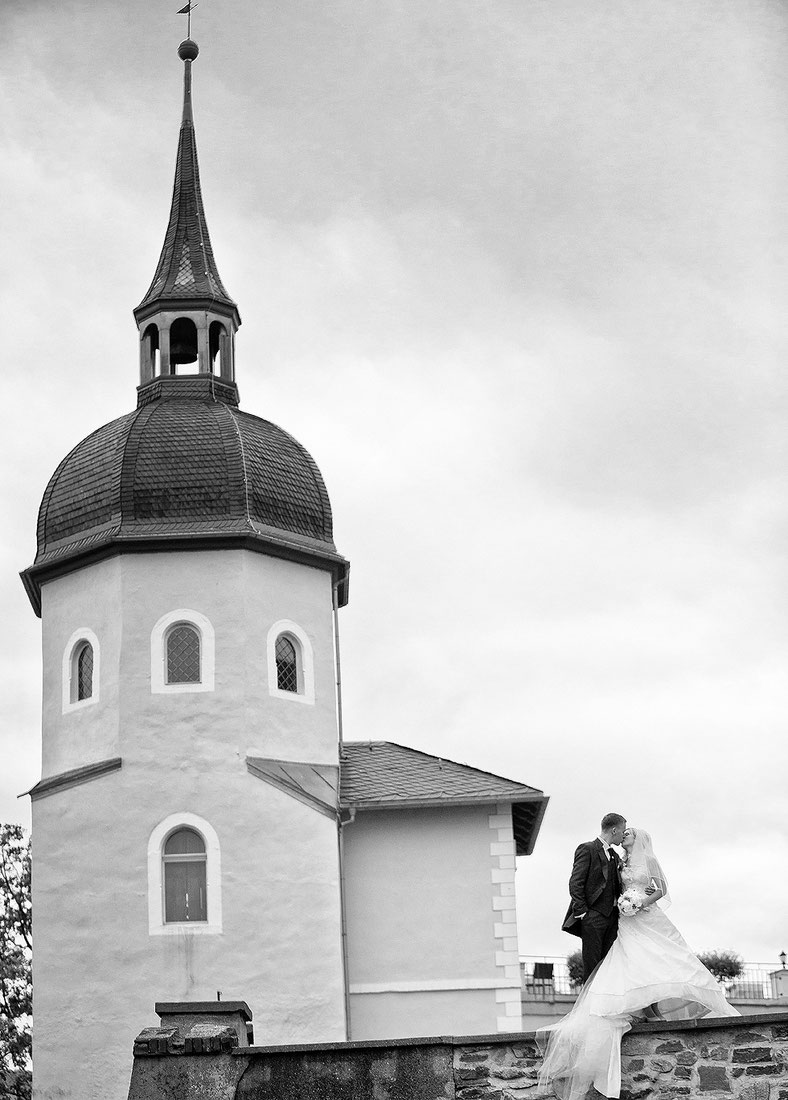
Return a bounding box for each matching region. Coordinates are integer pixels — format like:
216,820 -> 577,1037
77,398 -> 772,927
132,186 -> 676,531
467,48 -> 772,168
562,812 -> 626,981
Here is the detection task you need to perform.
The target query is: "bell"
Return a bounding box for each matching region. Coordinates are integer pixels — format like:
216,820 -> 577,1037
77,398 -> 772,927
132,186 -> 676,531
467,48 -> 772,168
169,341 -> 198,365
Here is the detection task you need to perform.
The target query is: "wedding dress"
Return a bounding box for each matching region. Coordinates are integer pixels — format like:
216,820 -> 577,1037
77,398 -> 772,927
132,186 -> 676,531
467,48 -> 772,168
537,830 -> 738,1100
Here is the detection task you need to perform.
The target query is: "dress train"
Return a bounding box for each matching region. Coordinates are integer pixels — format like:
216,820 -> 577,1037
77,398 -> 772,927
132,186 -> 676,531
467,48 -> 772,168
537,902 -> 738,1099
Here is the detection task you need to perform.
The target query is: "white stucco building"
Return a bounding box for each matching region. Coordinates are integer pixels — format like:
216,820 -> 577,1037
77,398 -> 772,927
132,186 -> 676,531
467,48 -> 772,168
20,36 -> 548,1100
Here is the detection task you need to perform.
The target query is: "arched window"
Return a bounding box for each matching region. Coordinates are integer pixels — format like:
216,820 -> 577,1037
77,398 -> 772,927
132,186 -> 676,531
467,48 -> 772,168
275,634 -> 299,693
266,620 -> 315,705
73,641 -> 94,702
165,623 -> 201,684
150,609 -> 215,694
62,627 -> 100,712
148,813 -> 222,935
141,322 -> 160,380
209,320 -> 229,376
169,316 -> 199,371
163,827 -> 207,923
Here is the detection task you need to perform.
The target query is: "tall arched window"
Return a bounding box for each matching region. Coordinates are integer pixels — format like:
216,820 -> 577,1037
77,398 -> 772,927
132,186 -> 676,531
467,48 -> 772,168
209,320 -> 229,376
73,641 -> 94,702
141,322 -> 160,380
275,635 -> 299,693
148,813 -> 222,935
165,623 -> 201,684
163,827 -> 207,923
169,316 -> 199,371
266,620 -> 315,705
62,628 -> 100,712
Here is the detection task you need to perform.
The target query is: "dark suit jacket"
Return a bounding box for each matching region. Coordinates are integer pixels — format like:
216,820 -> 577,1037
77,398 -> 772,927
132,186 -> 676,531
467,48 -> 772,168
562,838 -> 621,937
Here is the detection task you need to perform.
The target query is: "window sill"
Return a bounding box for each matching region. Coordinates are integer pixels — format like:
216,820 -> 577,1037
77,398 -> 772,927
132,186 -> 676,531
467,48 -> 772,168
152,681 -> 214,695
63,696 -> 99,714
269,687 -> 314,706
149,921 -> 222,937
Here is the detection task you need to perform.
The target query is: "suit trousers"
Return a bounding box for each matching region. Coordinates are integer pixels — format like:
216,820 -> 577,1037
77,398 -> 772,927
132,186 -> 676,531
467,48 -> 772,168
580,908 -> 618,981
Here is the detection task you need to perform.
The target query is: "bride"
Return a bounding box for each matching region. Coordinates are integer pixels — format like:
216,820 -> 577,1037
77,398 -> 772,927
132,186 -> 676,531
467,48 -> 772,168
537,827 -> 738,1100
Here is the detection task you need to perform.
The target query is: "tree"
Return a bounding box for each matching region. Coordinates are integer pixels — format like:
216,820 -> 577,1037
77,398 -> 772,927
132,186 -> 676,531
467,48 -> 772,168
566,949 -> 584,987
698,949 -> 743,986
0,825 -> 31,1100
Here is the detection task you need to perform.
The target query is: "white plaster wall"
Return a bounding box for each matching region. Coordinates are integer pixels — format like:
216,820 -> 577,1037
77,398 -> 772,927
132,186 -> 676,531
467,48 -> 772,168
342,805 -> 518,1039
40,557 -> 123,777
32,548 -> 346,1100
117,550 -> 339,767
349,989 -> 499,1040
32,763 -> 346,1100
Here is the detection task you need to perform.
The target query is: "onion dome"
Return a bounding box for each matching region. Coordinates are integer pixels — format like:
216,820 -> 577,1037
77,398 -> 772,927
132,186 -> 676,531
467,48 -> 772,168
21,41 -> 348,614
22,376 -> 347,615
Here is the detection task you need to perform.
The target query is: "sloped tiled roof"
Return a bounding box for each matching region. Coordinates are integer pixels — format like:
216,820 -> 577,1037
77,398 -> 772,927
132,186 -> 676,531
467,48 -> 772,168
340,741 -> 548,855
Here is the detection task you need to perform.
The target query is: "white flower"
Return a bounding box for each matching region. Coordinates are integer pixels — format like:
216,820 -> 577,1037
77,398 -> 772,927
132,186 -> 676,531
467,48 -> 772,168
618,888 -> 646,917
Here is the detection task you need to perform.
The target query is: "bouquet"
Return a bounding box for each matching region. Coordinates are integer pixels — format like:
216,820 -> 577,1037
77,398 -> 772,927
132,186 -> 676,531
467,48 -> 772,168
618,888 -> 645,917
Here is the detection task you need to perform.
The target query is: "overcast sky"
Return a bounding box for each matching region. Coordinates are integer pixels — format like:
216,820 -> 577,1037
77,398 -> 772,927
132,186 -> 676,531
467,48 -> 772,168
1,0 -> 786,968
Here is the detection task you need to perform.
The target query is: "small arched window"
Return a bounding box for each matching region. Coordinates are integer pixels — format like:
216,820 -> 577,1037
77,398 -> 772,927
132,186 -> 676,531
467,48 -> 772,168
165,624 -> 201,685
163,828 -> 207,923
275,634 -> 299,693
151,609 -> 214,694
266,620 -> 314,705
62,628 -> 100,712
72,641 -> 94,702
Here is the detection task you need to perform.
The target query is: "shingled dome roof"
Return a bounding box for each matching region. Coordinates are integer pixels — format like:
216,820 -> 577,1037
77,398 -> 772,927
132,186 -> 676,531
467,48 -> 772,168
21,40 -> 348,615
22,376 -> 348,615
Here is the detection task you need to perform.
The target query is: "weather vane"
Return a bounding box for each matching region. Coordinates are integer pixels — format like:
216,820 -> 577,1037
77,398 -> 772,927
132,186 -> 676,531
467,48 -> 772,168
177,2 -> 198,40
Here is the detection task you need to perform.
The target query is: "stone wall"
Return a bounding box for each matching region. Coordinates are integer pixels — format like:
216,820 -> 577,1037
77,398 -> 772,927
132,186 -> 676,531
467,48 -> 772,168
455,1015 -> 788,1099
128,1011 -> 788,1100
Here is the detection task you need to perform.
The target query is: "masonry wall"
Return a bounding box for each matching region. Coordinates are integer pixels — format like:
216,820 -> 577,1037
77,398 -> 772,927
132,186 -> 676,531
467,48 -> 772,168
342,804 -> 521,1039
126,1012 -> 788,1100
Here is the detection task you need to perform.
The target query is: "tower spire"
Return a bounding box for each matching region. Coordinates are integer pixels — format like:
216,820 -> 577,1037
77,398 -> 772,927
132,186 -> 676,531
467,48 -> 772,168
133,36 -> 240,387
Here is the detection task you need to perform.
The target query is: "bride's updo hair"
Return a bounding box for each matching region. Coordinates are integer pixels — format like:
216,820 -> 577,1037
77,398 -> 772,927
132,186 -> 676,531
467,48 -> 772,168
600,812 -> 626,831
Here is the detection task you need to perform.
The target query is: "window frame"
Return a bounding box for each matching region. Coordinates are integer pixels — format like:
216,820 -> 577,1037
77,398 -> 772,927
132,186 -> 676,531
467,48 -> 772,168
162,826 -> 208,924
148,813 -> 222,936
266,619 -> 315,705
150,608 -> 215,694
274,634 -> 300,693
164,621 -> 202,686
61,627 -> 100,713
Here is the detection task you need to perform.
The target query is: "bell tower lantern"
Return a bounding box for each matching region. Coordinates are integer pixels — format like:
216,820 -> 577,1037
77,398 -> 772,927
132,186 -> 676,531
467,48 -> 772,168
133,38 -> 241,384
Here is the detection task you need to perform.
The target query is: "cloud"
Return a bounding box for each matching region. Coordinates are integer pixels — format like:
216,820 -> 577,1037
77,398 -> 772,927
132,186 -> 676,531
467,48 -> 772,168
1,0 -> 787,964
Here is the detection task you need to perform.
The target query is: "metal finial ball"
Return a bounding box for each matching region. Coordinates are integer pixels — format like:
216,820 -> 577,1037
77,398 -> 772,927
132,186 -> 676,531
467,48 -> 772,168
178,39 -> 199,62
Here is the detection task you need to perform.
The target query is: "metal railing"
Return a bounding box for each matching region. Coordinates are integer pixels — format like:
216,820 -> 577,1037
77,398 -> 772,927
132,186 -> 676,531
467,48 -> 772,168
520,956 -> 576,998
520,956 -> 786,1002
726,963 -> 784,1000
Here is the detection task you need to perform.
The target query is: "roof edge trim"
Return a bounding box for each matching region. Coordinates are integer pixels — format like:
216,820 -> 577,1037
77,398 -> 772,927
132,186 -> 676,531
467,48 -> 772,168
25,757 -> 122,801
21,534 -> 350,617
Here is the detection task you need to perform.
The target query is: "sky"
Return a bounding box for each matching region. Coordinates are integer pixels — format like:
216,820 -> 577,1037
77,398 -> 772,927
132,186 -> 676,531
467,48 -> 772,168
1,0 -> 787,968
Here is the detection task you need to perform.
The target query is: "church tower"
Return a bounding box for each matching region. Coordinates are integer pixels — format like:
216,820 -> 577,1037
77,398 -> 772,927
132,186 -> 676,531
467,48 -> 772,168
21,37 -> 350,1100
